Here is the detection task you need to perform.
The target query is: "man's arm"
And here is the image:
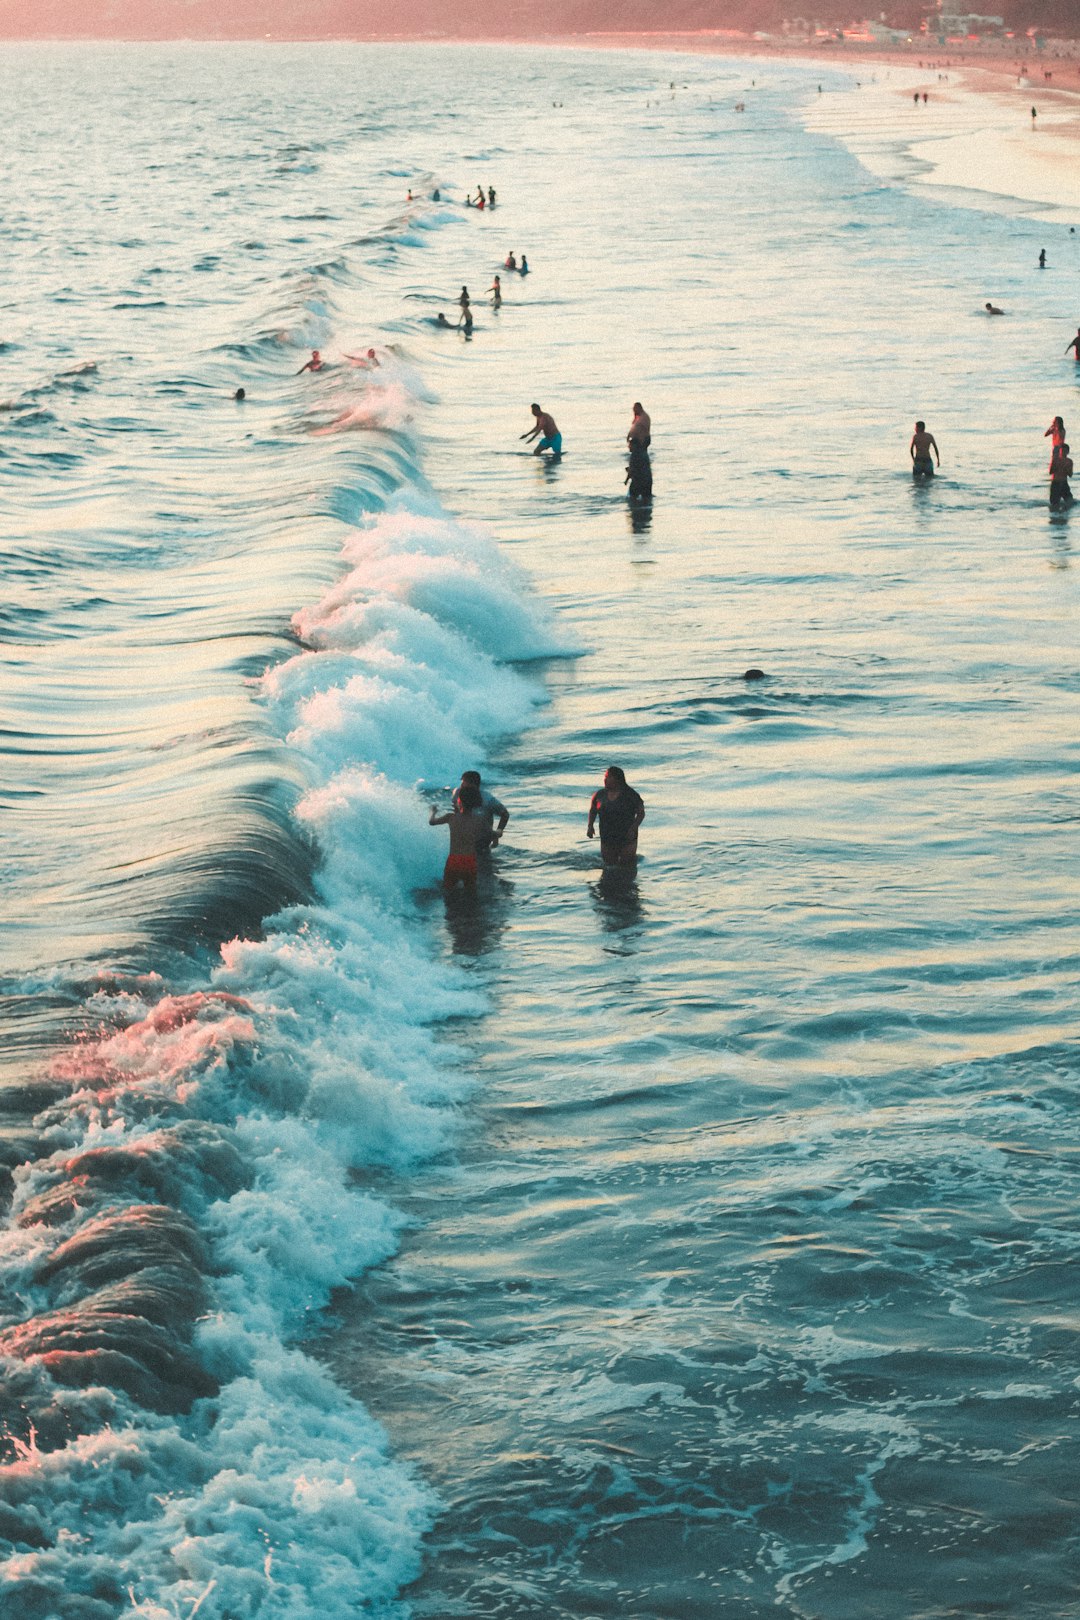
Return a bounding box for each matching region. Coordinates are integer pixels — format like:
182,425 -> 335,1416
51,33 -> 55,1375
929,436 -> 940,464
521,425 -> 539,441
429,808 -> 451,825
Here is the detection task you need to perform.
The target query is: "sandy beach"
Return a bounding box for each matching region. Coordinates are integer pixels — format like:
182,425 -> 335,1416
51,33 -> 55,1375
549,29 -> 1080,222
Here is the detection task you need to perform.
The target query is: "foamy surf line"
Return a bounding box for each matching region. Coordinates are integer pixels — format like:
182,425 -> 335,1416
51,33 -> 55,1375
804,69 -> 1080,220
0,466 -> 566,1614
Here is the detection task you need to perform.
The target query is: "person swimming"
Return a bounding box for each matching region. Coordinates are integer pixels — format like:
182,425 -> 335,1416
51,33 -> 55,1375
985,302 -> 1005,315
1066,328 -> 1080,360
458,306 -> 474,337
435,312 -> 451,327
910,420 -> 940,477
488,275 -> 502,308
296,350 -> 323,374
504,251 -> 517,270
519,255 -> 529,275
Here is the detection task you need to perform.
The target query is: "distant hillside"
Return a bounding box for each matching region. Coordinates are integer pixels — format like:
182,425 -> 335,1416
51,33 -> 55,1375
0,0 -> 1074,40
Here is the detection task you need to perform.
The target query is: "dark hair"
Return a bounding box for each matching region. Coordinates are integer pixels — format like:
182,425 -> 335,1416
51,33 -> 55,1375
234,388 -> 245,400
531,403 -> 541,413
605,765 -> 626,786
458,782 -> 482,811
1062,443 -> 1071,454
461,770 -> 481,786
915,421 -> 925,432
633,401 -> 643,413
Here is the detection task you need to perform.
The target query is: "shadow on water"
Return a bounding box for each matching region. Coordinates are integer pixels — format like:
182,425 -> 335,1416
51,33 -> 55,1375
1048,506 -> 1072,567
440,868 -> 515,958
626,495 -> 653,535
587,862 -> 645,943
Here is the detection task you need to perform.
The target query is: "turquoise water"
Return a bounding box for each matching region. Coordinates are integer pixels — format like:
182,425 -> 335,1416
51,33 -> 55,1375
1,41 -> 1077,1619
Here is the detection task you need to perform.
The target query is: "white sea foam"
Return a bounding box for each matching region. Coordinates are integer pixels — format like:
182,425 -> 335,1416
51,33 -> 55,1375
0,443 -> 564,1616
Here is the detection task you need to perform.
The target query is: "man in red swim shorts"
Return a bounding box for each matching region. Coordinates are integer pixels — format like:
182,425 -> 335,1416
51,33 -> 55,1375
429,780 -> 484,889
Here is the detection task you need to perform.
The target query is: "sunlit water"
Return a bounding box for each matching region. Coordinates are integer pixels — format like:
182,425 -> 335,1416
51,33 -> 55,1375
1,41 -> 1077,1620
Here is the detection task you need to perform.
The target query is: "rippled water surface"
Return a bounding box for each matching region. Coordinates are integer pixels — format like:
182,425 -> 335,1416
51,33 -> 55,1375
1,40 -> 1078,1620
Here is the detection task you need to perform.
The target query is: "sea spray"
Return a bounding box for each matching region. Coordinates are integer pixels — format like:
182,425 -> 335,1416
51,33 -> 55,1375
0,485 -> 564,1617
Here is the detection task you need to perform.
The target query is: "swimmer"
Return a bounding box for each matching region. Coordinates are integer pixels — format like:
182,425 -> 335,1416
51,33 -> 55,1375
343,348 -> 380,367
433,187 -> 441,201
910,419 -> 940,477
488,275 -> 502,308
504,251 -> 517,270
521,403 -> 561,456
296,350 -> 323,374
429,781 -> 484,890
1039,248 -> 1047,267
488,186 -> 496,207
519,255 -> 529,275
1065,328 -> 1080,360
1050,442 -> 1074,509
586,766 -> 645,867
233,387 -> 246,400
435,312 -> 452,327
626,401 -> 652,501
985,302 -> 1005,315
458,306 -> 474,337
458,286 -> 470,310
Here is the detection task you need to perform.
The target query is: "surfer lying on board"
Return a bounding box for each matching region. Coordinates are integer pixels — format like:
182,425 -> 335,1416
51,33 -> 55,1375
910,420 -> 940,477
521,403 -> 561,456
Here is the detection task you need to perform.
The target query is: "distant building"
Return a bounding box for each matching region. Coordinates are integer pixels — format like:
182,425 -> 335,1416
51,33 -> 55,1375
930,2 -> 1004,37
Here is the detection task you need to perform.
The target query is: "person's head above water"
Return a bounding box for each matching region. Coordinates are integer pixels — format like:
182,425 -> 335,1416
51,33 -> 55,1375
457,782 -> 482,812
461,770 -> 482,788
915,420 -> 925,432
234,387 -> 245,400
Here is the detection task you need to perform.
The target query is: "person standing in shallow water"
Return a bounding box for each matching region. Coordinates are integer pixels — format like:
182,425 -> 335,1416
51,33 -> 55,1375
910,420 -> 940,477
521,403 -> 561,456
1050,443 -> 1073,509
587,766 -> 645,867
1065,329 -> 1080,360
626,401 -> 652,501
430,781 -> 484,890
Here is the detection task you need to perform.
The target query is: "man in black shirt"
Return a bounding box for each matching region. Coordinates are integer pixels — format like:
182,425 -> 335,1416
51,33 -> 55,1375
587,766 -> 645,866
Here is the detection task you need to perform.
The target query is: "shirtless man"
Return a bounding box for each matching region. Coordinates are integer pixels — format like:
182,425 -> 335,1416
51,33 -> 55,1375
1050,442 -> 1074,509
296,350 -> 324,374
910,420 -> 940,477
488,275 -> 502,308
985,302 -> 1005,315
586,766 -> 645,867
521,403 -> 561,456
1065,328 -> 1080,360
627,401 -> 651,450
429,781 -> 484,889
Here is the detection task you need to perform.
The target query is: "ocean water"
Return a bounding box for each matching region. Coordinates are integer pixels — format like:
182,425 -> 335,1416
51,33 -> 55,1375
1,39 -> 1078,1620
